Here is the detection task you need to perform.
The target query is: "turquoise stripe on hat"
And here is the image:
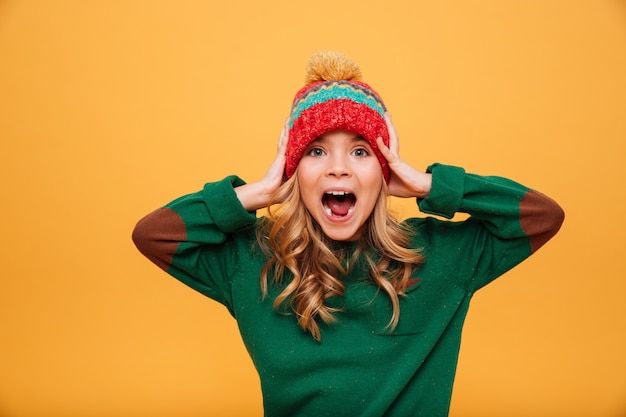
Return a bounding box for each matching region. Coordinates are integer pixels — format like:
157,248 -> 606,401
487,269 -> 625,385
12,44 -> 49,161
289,82 -> 385,128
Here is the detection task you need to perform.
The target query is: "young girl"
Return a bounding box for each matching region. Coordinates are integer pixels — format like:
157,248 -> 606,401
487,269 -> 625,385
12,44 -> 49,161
133,51 -> 564,417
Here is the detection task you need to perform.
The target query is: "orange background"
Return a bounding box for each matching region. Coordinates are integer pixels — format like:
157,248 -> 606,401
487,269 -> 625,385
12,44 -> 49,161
1,1 -> 625,416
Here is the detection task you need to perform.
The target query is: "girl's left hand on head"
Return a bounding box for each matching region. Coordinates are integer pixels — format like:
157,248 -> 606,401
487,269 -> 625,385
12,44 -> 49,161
377,113 -> 432,199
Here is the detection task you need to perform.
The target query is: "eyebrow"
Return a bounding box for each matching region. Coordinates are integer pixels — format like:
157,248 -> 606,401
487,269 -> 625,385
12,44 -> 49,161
314,133 -> 366,143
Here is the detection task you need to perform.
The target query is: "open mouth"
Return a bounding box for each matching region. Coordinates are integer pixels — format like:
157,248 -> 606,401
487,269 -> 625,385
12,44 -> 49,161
322,191 -> 356,218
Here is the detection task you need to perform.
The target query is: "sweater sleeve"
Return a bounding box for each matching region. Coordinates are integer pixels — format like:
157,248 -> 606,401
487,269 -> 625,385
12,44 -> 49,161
132,176 -> 257,312
416,163 -> 564,291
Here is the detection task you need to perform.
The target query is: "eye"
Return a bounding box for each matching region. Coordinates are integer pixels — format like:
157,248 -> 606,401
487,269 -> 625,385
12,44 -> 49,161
307,147 -> 325,157
352,147 -> 370,157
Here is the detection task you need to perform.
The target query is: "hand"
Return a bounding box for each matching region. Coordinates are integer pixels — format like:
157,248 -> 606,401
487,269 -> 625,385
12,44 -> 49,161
377,113 -> 432,199
235,119 -> 288,211
259,118 -> 289,196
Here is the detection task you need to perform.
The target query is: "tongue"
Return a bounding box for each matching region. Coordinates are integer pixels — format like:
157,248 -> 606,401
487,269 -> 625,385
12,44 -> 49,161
324,195 -> 354,216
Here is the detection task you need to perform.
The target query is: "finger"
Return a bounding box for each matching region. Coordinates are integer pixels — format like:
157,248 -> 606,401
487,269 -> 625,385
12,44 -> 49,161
377,136 -> 397,163
384,112 -> 400,154
278,118 -> 289,152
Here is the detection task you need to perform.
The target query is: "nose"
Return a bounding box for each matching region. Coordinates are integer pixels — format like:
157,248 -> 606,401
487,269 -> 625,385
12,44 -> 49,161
326,154 -> 351,178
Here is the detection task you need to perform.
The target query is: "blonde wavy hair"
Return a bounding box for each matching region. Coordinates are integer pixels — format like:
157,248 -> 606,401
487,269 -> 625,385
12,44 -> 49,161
257,172 -> 424,341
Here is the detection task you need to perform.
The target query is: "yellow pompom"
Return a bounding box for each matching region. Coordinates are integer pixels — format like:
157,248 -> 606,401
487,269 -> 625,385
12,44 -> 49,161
304,51 -> 363,84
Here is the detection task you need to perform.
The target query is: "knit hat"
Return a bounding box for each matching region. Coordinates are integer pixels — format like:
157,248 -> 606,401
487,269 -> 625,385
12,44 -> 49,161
285,51 -> 390,182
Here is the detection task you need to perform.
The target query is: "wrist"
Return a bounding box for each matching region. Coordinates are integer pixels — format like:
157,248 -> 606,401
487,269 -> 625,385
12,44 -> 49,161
235,181 -> 272,212
415,173 -> 432,199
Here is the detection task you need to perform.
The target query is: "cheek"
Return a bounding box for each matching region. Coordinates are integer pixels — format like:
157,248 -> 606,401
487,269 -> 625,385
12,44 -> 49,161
295,160 -> 316,183
299,188 -> 316,210
296,172 -> 318,210
362,172 -> 384,208
363,165 -> 384,189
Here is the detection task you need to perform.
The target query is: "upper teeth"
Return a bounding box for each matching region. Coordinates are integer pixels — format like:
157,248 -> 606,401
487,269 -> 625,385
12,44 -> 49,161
327,191 -> 350,195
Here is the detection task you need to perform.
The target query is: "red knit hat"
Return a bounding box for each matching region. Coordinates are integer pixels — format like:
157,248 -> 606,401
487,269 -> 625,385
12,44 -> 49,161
285,51 -> 390,182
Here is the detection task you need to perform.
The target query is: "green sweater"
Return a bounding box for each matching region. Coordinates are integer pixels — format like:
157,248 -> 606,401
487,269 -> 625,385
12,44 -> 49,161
133,163 -> 563,417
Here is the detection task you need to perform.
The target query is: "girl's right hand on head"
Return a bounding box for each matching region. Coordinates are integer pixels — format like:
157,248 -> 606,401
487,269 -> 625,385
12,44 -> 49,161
259,118 -> 289,196
234,119 -> 288,211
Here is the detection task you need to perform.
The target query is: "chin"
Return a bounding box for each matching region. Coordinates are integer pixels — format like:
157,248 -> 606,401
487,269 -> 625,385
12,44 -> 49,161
320,227 -> 364,242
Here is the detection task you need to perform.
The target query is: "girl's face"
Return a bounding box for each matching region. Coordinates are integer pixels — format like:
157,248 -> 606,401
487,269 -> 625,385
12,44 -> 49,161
297,130 -> 384,241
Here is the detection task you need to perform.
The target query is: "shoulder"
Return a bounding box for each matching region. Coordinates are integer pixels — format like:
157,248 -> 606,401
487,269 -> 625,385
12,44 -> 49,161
402,215 -> 488,259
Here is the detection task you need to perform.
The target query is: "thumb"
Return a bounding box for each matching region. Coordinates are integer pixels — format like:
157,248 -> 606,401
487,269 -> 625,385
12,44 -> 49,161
377,136 -> 398,164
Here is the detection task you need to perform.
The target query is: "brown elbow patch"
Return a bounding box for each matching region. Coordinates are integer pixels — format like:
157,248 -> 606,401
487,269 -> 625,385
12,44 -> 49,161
520,190 -> 564,253
133,207 -> 186,271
